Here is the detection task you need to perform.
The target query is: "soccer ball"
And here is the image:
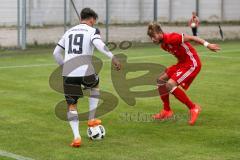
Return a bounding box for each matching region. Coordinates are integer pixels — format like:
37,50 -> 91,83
87,125 -> 106,140
191,23 -> 196,28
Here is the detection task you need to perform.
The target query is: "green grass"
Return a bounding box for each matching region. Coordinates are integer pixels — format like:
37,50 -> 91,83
0,41 -> 240,160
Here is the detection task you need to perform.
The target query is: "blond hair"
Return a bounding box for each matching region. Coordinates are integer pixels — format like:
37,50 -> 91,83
147,22 -> 163,37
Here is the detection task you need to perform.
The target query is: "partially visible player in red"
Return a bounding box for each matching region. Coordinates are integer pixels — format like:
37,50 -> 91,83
147,22 -> 220,125
188,11 -> 200,36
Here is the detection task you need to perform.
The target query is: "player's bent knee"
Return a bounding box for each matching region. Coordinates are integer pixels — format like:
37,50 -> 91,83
65,95 -> 79,105
157,78 -> 166,86
158,82 -> 173,96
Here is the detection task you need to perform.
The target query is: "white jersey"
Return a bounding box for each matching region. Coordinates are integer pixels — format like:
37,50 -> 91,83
57,24 -> 101,77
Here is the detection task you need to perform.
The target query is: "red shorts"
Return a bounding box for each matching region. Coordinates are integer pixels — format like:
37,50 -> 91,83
166,62 -> 201,90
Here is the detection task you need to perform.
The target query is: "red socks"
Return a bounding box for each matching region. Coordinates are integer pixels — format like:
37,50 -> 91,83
160,94 -> 170,111
158,85 -> 195,110
171,87 -> 195,109
158,86 -> 170,111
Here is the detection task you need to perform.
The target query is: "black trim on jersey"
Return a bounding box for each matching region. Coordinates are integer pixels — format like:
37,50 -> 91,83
57,44 -> 65,50
94,28 -> 100,35
91,37 -> 101,43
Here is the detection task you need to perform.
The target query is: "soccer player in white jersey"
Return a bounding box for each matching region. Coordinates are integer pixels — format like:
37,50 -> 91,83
53,8 -> 121,147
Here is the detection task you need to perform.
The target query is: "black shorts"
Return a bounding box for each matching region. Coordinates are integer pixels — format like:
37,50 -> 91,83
192,27 -> 198,36
63,74 -> 99,104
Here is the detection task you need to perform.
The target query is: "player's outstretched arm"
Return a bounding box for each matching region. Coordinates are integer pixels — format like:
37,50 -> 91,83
53,45 -> 64,65
93,39 -> 121,70
184,34 -> 221,52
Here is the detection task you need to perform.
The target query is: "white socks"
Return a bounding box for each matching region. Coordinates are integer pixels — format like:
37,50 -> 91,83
66,88 -> 99,140
67,110 -> 80,139
88,88 -> 100,120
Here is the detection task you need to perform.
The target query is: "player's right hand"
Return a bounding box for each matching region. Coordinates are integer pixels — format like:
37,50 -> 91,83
208,44 -> 221,52
112,56 -> 121,71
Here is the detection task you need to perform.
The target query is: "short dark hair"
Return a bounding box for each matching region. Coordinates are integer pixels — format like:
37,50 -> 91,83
80,8 -> 98,20
147,22 -> 163,37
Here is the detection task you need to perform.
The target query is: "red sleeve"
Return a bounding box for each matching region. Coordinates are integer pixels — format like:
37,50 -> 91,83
163,33 -> 183,45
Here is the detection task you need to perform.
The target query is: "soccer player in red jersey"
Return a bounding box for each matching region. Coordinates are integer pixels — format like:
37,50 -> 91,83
188,11 -> 200,36
147,22 -> 220,125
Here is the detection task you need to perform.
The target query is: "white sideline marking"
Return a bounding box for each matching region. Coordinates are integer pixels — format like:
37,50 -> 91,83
0,50 -> 239,69
0,150 -> 34,160
0,63 -> 55,69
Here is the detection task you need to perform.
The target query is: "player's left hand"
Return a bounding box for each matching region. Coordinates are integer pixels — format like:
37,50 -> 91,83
208,44 -> 221,52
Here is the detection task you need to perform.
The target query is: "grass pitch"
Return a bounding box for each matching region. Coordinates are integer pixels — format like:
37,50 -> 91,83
0,41 -> 240,160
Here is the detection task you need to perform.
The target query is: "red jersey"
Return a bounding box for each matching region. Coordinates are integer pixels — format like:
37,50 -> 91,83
188,16 -> 200,27
161,33 -> 202,90
161,32 -> 201,65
